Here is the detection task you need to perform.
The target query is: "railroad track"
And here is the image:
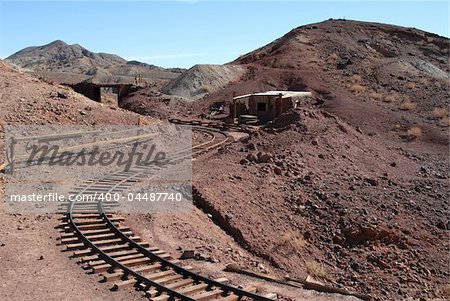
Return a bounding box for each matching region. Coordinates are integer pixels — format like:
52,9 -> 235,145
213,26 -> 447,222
58,127 -> 275,301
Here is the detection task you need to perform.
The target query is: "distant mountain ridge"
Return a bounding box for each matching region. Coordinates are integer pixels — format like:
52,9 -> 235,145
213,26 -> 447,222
5,40 -> 183,84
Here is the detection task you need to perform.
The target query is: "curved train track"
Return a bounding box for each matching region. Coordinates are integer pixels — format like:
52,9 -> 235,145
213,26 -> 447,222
59,126 -> 275,301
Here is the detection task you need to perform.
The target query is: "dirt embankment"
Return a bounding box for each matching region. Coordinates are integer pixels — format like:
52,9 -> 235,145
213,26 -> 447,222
193,106 -> 449,301
0,59 -> 158,301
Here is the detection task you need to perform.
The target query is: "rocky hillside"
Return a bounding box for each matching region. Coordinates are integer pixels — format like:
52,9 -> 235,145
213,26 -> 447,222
194,19 -> 449,146
5,40 -> 183,84
0,59 -> 154,127
161,64 -> 246,101
119,19 -> 450,300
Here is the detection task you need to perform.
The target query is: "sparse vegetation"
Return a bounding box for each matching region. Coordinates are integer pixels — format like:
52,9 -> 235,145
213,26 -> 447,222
432,108 -> 449,119
305,260 -> 326,278
349,74 -> 362,84
384,93 -> 398,103
406,82 -> 416,90
350,84 -> 365,93
400,101 -> 417,111
369,91 -> 383,101
199,84 -> 212,94
407,126 -> 422,139
442,283 -> 450,298
435,81 -> 442,88
440,117 -> 450,127
347,74 -> 365,94
329,52 -> 338,61
280,230 -> 306,252
419,77 -> 429,86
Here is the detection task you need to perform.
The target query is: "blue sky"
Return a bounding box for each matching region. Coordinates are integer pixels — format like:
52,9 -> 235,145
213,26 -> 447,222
0,1 -> 448,68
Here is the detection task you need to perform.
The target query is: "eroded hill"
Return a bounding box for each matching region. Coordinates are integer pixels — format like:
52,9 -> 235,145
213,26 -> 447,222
5,40 -> 183,84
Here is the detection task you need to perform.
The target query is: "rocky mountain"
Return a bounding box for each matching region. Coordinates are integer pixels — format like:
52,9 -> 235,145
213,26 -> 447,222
5,40 -> 183,84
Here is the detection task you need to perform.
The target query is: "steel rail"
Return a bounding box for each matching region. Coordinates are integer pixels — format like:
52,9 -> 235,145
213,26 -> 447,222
66,127 -> 272,300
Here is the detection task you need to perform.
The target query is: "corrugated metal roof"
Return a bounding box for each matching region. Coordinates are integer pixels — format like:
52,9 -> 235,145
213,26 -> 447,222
233,91 -> 312,100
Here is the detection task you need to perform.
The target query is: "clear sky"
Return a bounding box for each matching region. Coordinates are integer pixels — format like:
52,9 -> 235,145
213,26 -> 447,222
0,1 -> 448,68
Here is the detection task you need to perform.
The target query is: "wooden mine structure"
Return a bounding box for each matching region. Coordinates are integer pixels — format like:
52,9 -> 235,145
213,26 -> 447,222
230,91 -> 312,124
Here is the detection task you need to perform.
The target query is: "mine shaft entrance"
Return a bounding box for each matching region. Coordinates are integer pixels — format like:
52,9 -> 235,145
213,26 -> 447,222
69,82 -> 134,105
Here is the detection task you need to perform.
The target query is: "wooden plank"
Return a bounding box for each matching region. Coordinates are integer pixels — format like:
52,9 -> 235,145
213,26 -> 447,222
263,293 -> 278,299
88,253 -> 146,267
193,289 -> 223,301
102,262 -> 163,282
214,294 -> 239,301
224,264 -> 371,301
113,270 -> 174,290
179,283 -> 209,295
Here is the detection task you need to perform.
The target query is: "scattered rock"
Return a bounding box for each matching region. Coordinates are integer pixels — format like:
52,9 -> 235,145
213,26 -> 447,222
57,92 -> 68,99
273,166 -> 282,175
246,153 -> 257,162
365,177 -> 379,186
239,158 -> 249,165
257,152 -> 273,163
180,250 -> 195,259
247,142 -> 257,151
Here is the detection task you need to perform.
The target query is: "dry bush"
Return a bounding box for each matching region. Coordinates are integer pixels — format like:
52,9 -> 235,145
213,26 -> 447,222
440,117 -> 450,127
419,77 -> 429,86
400,101 -> 417,111
350,84 -> 365,94
435,81 -> 442,88
329,53 -> 338,61
280,230 -> 306,252
442,283 -> 450,297
426,37 -> 435,43
199,84 -> 212,93
305,260 -> 326,278
432,108 -> 449,119
349,74 -> 362,84
407,126 -> 422,139
393,123 -> 402,130
406,82 -> 416,90
347,74 -> 365,94
384,94 -> 399,103
369,92 -> 383,101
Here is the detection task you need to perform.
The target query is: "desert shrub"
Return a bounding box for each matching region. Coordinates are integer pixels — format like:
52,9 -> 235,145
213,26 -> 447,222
349,74 -> 362,84
400,101 -> 417,111
347,74 -> 366,94
280,230 -> 306,252
406,82 -> 416,90
199,84 -> 212,93
369,91 -> 383,101
432,108 -> 449,119
435,81 -> 442,88
419,77 -> 429,86
426,37 -> 435,43
305,260 -> 326,278
384,94 -> 398,103
442,283 -> 450,297
407,126 -> 422,139
440,117 -> 450,127
350,84 -> 365,93
329,53 -> 338,60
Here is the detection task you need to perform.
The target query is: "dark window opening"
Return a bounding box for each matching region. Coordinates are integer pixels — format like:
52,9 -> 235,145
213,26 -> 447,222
257,103 -> 267,112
